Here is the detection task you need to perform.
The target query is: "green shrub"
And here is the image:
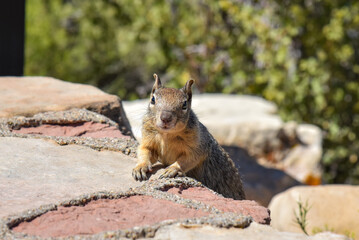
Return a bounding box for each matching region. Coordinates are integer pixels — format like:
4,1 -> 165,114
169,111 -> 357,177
25,0 -> 359,184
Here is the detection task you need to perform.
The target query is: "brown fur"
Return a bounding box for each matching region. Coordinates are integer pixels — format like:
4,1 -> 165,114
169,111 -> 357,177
132,74 -> 245,200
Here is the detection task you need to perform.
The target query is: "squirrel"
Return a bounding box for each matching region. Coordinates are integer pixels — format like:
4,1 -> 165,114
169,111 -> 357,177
132,74 -> 245,200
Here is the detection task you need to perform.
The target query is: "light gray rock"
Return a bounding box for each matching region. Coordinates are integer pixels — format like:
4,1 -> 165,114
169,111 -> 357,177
269,185 -> 359,238
0,76 -> 132,135
282,124 -> 323,185
123,94 -> 323,184
0,137 -> 141,218
122,98 -> 148,140
153,222 -> 349,240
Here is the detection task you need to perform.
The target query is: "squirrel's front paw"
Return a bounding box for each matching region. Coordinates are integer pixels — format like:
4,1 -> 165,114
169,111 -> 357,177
132,162 -> 152,181
159,166 -> 184,179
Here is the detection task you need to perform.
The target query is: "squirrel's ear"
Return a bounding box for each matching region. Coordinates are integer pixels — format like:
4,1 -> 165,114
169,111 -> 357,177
151,73 -> 162,94
184,79 -> 195,100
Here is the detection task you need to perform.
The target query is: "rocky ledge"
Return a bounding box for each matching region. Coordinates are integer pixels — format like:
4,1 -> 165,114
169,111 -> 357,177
0,108 -> 138,157
0,76 -> 133,136
2,178 -> 262,239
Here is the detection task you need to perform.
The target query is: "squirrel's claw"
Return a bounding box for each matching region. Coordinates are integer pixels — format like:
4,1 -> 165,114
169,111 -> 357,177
132,169 -> 146,181
132,163 -> 152,181
159,166 -> 184,179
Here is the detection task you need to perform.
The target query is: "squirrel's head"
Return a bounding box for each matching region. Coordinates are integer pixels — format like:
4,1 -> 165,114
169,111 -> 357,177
148,73 -> 195,133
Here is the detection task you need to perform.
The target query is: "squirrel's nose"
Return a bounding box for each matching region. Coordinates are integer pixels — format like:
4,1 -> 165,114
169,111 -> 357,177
160,111 -> 173,124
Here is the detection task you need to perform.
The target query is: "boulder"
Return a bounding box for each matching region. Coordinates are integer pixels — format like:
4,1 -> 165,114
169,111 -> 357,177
0,76 -> 132,136
123,94 -> 323,185
0,108 -> 138,156
269,185 -> 359,238
154,222 -> 349,240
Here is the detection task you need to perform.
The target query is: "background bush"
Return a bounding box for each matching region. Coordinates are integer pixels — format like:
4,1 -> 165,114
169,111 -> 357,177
25,0 -> 359,184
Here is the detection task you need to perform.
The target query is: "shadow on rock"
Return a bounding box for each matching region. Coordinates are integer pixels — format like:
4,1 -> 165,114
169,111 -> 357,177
223,146 -> 302,207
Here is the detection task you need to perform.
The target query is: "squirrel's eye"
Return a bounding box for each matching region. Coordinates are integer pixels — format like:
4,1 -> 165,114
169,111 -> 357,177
182,101 -> 187,110
151,96 -> 155,105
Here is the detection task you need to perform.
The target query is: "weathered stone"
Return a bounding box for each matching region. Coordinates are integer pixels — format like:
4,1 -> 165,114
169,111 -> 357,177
1,178 -> 254,240
0,109 -> 138,157
0,76 -> 132,135
0,137 -> 141,218
269,185 -> 359,238
12,121 -> 130,139
166,187 -> 270,224
12,195 -> 209,238
154,222 -> 350,240
123,94 -> 323,184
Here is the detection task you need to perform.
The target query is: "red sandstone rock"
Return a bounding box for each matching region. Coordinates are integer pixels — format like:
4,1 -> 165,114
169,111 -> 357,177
12,122 -> 130,139
167,187 -> 270,224
11,186 -> 270,238
12,195 -> 208,238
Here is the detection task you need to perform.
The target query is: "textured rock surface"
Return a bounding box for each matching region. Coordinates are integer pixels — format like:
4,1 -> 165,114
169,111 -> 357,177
123,94 -> 323,185
0,137 -> 141,218
2,178 -> 253,239
154,222 -> 350,240
269,185 -> 359,238
12,195 -> 209,238
12,121 -> 130,138
0,76 -> 132,135
0,109 -> 138,156
167,187 -> 270,224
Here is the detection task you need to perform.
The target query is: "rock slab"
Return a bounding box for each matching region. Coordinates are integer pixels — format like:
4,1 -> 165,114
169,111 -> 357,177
12,121 -> 130,139
0,76 -> 132,135
2,178 -> 254,239
0,108 -> 138,157
12,195 -> 209,238
154,222 -> 349,240
269,185 -> 359,238
0,137 -> 141,218
167,187 -> 270,224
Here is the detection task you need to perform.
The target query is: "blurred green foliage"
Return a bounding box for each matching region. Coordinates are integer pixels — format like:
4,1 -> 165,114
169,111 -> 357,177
25,0 -> 359,184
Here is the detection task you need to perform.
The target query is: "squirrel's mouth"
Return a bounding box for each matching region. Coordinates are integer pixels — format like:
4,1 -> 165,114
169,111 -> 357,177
156,122 -> 175,131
